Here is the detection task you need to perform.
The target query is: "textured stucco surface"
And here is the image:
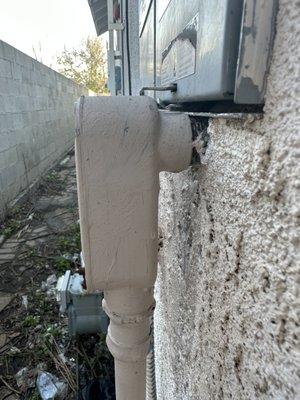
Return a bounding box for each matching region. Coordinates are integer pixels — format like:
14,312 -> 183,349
0,40 -> 87,219
155,1 -> 300,399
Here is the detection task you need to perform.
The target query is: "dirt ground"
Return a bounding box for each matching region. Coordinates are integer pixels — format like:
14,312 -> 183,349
0,150 -> 114,400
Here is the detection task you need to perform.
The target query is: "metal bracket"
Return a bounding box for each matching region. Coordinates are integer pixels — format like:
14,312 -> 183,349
140,84 -> 177,96
186,112 -> 263,121
56,270 -> 108,337
108,22 -> 124,31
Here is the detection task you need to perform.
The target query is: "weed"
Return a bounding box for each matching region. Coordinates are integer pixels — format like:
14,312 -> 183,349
55,256 -> 72,273
42,324 -> 63,341
23,315 -> 40,328
0,206 -> 24,238
57,224 -> 81,253
30,291 -> 54,314
26,247 -> 39,257
58,236 -> 72,251
28,389 -> 40,400
45,171 -> 60,182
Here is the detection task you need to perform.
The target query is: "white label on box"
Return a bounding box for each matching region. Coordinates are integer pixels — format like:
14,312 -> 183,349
161,14 -> 198,85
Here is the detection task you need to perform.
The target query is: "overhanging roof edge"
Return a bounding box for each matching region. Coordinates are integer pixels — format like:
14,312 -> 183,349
88,0 -> 108,36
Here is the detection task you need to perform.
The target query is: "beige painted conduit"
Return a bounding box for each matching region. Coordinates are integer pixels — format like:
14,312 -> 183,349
75,96 -> 193,399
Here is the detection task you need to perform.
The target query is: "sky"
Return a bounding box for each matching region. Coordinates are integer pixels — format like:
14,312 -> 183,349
0,0 -> 100,70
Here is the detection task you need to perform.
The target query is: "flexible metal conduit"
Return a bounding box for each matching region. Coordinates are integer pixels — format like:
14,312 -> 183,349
146,349 -> 156,400
146,316 -> 157,400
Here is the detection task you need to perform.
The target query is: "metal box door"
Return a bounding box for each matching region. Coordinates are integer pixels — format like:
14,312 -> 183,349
140,0 -> 243,103
156,0 -> 243,103
139,0 -> 156,90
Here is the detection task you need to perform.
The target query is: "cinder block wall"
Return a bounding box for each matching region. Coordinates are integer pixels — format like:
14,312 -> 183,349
0,40 -> 87,219
155,1 -> 300,399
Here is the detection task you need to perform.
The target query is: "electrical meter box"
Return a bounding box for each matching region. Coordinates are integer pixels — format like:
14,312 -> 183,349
139,0 -> 278,104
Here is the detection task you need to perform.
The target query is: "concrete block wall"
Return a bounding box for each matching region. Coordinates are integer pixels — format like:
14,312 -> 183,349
0,40 -> 87,218
155,1 -> 300,399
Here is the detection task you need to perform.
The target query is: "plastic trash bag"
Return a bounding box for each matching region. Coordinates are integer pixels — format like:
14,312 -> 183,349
37,371 -> 67,400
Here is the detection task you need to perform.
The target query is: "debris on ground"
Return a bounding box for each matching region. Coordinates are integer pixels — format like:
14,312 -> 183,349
21,296 -> 28,310
41,274 -> 58,300
0,293 -> 13,312
37,371 -> 68,400
0,149 -> 115,399
15,367 -> 36,391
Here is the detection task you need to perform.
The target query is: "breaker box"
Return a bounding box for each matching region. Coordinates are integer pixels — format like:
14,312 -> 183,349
139,0 -> 278,105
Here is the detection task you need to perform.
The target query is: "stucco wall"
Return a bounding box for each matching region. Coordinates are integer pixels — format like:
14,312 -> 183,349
155,1 -> 300,399
0,40 -> 87,219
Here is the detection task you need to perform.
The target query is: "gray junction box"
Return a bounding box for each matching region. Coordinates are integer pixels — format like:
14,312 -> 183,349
139,0 -> 278,105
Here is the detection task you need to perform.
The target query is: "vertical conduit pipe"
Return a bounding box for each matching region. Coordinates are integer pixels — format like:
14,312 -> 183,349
75,96 -> 193,399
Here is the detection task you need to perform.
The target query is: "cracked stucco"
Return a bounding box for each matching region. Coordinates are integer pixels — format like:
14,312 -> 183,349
155,1 -> 300,399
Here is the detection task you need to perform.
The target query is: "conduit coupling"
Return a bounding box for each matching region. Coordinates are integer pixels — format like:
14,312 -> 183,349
75,96 -> 193,400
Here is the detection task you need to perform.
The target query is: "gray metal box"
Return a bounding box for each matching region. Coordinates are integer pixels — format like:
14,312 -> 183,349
140,0 -> 243,103
139,0 -> 155,89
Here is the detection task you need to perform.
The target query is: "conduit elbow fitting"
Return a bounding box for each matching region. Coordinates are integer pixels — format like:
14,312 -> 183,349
75,96 -> 192,399
75,96 -> 192,292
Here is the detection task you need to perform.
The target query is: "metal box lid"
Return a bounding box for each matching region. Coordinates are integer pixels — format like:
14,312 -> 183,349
139,0 -> 278,105
141,0 -> 243,103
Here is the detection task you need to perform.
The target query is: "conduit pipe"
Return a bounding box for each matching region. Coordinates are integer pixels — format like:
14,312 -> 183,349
75,96 -> 193,400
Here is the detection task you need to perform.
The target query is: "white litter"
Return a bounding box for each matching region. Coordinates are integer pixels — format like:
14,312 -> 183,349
46,274 -> 57,286
15,367 -> 35,389
37,371 -> 67,400
21,295 -> 28,309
